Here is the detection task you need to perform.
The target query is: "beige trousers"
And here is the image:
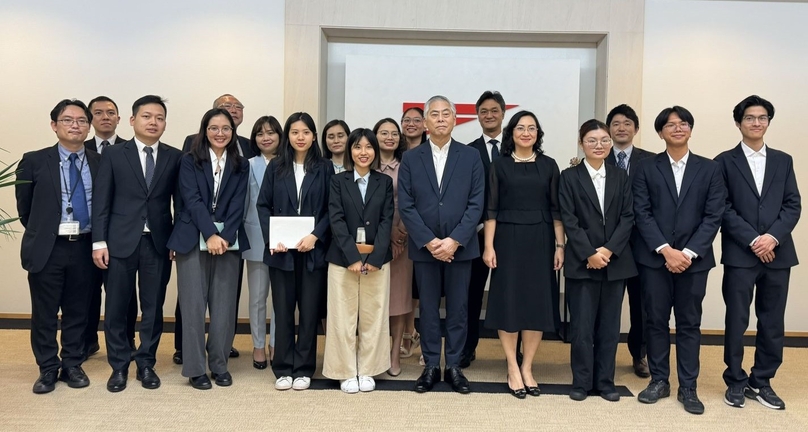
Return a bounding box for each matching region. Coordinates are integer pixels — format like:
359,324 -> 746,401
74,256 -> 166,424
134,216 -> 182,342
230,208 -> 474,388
322,262 -> 391,380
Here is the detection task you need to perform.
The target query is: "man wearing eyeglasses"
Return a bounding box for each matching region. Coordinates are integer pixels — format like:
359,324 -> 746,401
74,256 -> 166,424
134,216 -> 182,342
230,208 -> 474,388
16,99 -> 100,394
715,95 -> 800,410
632,106 -> 726,414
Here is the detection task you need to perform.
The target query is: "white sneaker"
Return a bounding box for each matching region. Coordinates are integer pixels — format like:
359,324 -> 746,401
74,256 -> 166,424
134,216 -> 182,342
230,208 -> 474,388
340,377 -> 359,394
358,375 -> 375,392
292,376 -> 311,390
275,376 -> 293,390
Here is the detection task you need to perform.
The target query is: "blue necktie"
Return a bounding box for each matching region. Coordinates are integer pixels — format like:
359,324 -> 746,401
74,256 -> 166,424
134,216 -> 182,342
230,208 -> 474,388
68,153 -> 90,229
617,151 -> 627,171
144,146 -> 155,189
490,139 -> 500,160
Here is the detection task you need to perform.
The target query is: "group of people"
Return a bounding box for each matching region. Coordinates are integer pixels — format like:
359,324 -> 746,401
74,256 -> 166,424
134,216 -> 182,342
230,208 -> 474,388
16,90 -> 799,416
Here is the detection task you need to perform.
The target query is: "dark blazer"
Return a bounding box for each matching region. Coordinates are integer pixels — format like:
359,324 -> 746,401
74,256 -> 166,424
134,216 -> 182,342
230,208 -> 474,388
632,151 -> 727,272
257,158 -> 335,271
167,153 -> 250,254
605,145 -> 654,176
559,162 -> 637,281
326,170 -> 394,268
398,139 -> 485,262
84,135 -> 127,153
92,140 -> 182,257
469,136 -> 495,225
183,134 -> 254,158
715,143 -> 800,269
16,145 -> 100,273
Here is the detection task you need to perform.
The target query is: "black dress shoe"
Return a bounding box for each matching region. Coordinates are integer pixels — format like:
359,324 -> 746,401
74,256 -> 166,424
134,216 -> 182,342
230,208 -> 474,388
633,357 -> 651,378
678,387 -> 705,415
600,389 -> 620,402
33,370 -> 59,394
526,385 -> 541,397
638,380 -> 670,404
459,351 -> 476,369
106,369 -> 128,393
253,359 -> 268,370
211,371 -> 233,387
172,350 -> 183,365
136,367 -> 161,389
444,366 -> 471,394
229,347 -> 240,358
414,366 -> 441,393
59,366 -> 90,388
85,342 -> 100,357
189,374 -> 212,390
569,388 -> 588,401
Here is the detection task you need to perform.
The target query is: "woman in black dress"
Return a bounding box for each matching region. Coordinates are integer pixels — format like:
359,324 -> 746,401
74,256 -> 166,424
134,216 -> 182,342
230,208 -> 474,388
483,110 -> 565,398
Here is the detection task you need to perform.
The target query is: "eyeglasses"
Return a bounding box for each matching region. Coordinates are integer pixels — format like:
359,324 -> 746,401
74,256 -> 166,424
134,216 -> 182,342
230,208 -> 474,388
377,131 -> 400,139
57,118 -> 89,127
208,126 -> 233,134
742,115 -> 770,125
514,125 -> 538,134
583,138 -> 612,148
662,122 -> 691,131
218,103 -> 244,111
401,117 -> 423,125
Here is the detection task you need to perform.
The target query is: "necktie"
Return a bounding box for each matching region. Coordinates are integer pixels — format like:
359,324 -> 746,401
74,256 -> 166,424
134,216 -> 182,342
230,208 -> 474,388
100,140 -> 109,154
490,139 -> 500,160
144,146 -> 155,189
617,151 -> 627,171
68,153 -> 90,229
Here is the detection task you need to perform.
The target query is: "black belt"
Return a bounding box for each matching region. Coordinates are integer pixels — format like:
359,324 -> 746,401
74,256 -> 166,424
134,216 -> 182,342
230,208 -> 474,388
59,233 -> 89,242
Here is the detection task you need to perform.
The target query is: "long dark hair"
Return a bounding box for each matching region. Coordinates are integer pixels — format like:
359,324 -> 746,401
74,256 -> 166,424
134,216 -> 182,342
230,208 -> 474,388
191,108 -> 244,172
321,119 -> 350,160
372,117 -> 406,162
276,112 -> 325,178
249,115 -> 283,156
401,107 -> 428,145
501,110 -> 545,156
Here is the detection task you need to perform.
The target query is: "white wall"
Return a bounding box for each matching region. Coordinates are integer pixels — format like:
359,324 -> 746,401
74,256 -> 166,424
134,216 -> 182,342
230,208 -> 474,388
0,0 -> 285,319
642,0 -> 808,331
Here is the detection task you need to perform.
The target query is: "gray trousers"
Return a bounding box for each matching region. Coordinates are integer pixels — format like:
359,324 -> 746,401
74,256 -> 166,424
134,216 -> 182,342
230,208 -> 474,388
246,260 -> 276,349
176,247 -> 239,378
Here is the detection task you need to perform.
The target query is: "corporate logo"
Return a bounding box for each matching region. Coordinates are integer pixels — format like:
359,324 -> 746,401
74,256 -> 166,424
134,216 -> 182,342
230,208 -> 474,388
403,102 -> 519,126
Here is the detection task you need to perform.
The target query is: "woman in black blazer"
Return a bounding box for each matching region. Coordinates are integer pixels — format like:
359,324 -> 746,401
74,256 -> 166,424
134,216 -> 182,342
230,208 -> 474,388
558,119 -> 637,402
322,129 -> 394,393
167,108 -> 249,390
257,112 -> 334,391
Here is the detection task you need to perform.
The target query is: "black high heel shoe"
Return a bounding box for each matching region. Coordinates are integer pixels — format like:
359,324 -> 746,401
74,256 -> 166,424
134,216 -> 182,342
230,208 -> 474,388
253,359 -> 268,370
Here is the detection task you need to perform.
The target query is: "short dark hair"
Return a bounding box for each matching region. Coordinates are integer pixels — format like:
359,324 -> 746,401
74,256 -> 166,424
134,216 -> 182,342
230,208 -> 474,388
190,108 -> 244,172
88,96 -> 119,114
249,116 -> 283,157
343,128 -> 380,172
475,91 -> 506,112
276,112 -> 324,178
50,99 -> 92,123
653,106 -> 694,133
321,119 -> 351,159
132,95 -> 167,116
733,95 -> 775,124
372,118 -> 406,162
578,119 -> 610,142
606,104 -> 639,130
501,110 -> 545,156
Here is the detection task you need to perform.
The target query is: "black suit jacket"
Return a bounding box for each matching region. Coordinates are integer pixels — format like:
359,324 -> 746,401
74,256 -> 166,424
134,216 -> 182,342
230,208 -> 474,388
92,140 -> 182,257
632,151 -> 726,272
16,145 -> 100,273
469,136 -> 496,225
715,143 -> 800,269
605,145 -> 654,176
559,162 -> 637,281
257,159 -> 335,271
167,153 -> 250,254
398,139 -> 485,262
84,135 -> 127,153
182,134 -> 254,158
326,170 -> 394,268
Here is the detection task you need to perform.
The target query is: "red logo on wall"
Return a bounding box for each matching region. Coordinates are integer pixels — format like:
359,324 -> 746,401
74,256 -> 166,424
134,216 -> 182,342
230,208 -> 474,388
403,102 -> 519,126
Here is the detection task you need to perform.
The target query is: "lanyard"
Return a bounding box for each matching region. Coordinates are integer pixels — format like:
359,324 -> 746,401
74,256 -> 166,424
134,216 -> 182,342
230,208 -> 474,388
61,154 -> 86,215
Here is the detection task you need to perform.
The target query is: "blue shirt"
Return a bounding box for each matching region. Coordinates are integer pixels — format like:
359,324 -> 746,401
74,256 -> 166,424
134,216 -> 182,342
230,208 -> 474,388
354,170 -> 370,203
58,144 -> 93,233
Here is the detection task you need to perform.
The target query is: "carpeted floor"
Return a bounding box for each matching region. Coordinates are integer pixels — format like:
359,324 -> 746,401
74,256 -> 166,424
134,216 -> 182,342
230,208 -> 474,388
0,329 -> 806,431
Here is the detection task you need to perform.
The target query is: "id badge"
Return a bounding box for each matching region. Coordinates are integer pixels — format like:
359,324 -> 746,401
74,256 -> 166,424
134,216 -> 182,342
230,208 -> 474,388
58,221 -> 80,236
356,227 -> 366,244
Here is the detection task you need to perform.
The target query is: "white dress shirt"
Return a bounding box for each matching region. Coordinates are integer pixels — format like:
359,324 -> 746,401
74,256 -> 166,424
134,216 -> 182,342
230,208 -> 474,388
483,133 -> 502,161
210,148 -> 227,209
354,170 -> 370,202
583,160 -> 606,218
294,162 -> 305,214
655,151 -> 697,259
430,139 -> 451,188
613,144 -> 634,174
740,142 -> 778,246
94,134 -> 118,154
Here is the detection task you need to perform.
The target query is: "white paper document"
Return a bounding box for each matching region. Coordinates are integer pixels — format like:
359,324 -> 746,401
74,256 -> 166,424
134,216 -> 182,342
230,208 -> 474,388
268,216 -> 315,249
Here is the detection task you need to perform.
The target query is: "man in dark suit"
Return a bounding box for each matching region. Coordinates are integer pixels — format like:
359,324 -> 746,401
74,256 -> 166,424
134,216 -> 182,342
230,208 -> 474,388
604,104 -> 654,378
92,95 -> 182,392
16,99 -> 100,394
715,95 -> 800,410
632,106 -> 726,415
82,95 -> 138,358
398,95 -> 485,393
463,90 -> 505,369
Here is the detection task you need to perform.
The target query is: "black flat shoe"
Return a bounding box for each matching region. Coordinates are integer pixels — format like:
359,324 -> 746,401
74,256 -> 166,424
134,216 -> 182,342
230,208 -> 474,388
570,388 -> 588,401
253,359 -> 268,370
509,385 -> 527,399
189,374 -> 212,390
526,385 -> 541,397
172,350 -> 183,365
229,347 -> 240,358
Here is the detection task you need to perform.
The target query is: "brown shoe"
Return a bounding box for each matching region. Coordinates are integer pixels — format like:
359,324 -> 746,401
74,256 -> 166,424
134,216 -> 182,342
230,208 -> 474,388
633,357 -> 650,378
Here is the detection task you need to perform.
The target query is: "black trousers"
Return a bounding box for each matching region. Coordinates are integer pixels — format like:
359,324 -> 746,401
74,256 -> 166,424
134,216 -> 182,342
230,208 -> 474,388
625,274 -> 647,360
84,270 -> 138,347
269,251 -> 325,378
28,236 -> 95,373
567,278 -> 624,392
639,264 -> 708,389
174,259 -> 244,350
722,264 -> 790,389
104,234 -> 170,371
463,232 -> 490,357
414,260 -> 471,368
